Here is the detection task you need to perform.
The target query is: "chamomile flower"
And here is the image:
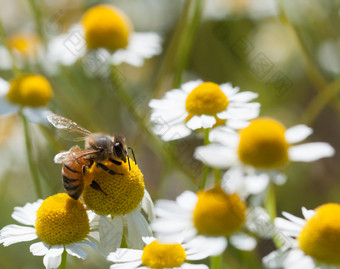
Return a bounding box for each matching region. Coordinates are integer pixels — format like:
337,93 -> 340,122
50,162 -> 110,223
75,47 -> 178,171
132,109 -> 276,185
149,80 -> 260,141
263,204 -> 340,269
0,75 -> 53,124
151,187 -> 257,253
79,158 -> 154,254
107,236 -> 221,269
46,4 -> 162,68
195,118 -> 335,197
0,31 -> 42,70
0,193 -> 97,269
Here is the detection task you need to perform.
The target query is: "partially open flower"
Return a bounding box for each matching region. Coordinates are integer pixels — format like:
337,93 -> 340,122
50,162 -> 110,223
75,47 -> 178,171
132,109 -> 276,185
46,4 -> 162,68
107,236 -> 219,269
0,194 -> 97,269
0,75 -> 53,124
152,187 -> 256,253
195,118 -> 335,197
149,80 -> 260,141
263,204 -> 340,269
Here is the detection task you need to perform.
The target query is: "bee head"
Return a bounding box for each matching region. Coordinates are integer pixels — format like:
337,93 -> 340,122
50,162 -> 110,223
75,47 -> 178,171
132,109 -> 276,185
113,136 -> 128,162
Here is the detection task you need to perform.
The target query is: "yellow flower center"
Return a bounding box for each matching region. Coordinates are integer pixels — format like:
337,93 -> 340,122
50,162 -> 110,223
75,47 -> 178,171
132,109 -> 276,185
237,118 -> 289,169
298,203 -> 340,265
7,74 -> 53,107
7,32 -> 41,58
82,159 -> 145,215
141,240 -> 186,268
82,5 -> 133,51
193,187 -> 246,236
35,193 -> 90,245
185,82 -> 229,119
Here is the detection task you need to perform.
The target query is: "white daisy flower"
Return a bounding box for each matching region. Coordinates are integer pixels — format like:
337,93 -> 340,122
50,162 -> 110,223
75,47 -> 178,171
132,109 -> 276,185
0,193 -> 97,269
149,80 -> 260,141
0,75 -> 53,124
46,4 -> 162,69
195,117 -> 335,197
263,203 -> 340,269
63,156 -> 154,255
107,236 -> 218,269
0,31 -> 43,71
151,187 -> 257,253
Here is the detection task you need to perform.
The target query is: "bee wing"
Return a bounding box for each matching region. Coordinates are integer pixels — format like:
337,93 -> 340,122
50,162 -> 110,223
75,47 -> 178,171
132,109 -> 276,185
47,113 -> 92,141
54,146 -> 99,164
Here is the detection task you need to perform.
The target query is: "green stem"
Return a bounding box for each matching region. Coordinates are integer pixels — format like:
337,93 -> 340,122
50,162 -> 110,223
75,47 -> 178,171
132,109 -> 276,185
265,182 -> 276,221
110,67 -> 198,185
58,249 -> 67,269
214,168 -> 221,185
201,128 -> 210,189
27,0 -> 46,44
173,0 -> 205,88
20,110 -> 43,198
211,255 -> 223,269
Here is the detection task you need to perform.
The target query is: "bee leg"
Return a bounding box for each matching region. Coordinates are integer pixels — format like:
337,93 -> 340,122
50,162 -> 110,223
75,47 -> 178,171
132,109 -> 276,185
96,162 -> 123,175
90,180 -> 107,195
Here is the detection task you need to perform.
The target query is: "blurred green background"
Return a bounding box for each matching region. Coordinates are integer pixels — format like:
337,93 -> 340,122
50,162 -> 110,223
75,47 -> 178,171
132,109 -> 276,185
0,0 -> 340,268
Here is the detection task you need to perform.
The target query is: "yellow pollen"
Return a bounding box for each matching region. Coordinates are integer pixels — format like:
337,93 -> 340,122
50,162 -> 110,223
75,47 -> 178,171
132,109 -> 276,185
185,82 -> 229,117
7,74 -> 53,107
237,118 -> 289,169
7,32 -> 41,58
82,5 -> 133,51
298,203 -> 340,265
141,240 -> 186,268
35,193 -> 90,245
82,159 -> 145,215
193,187 -> 246,236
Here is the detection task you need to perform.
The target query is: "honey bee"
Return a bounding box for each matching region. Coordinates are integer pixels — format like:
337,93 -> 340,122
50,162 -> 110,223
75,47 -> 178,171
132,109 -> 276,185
48,113 -> 135,200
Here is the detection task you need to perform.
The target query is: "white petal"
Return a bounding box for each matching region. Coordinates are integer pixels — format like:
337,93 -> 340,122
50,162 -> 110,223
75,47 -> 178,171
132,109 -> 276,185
274,217 -> 302,235
228,91 -> 258,103
195,144 -> 237,168
154,199 -> 191,218
107,248 -> 143,262
285,125 -> 313,144
186,115 -> 216,130
230,234 -> 257,251
0,48 -> 12,70
141,236 -> 156,245
218,103 -> 260,120
181,263 -> 209,269
30,242 -> 49,256
301,207 -> 315,220
111,32 -> 162,66
282,212 -> 306,227
176,191 -> 198,211
99,216 -> 123,255
0,77 -> 9,95
244,173 -> 270,195
126,210 -> 152,249
0,96 -> 18,115
22,108 -> 52,125
219,83 -> 239,96
262,249 -> 290,269
141,190 -> 155,222
0,225 -> 37,246
221,167 -> 246,195
182,80 -> 203,93
284,249 -> 315,269
226,119 -> 250,130
110,260 -> 143,269
65,244 -> 87,259
11,200 -> 42,225
184,236 -> 227,260
43,245 -> 64,269
209,127 -> 239,147
288,142 -> 335,162
154,123 -> 191,141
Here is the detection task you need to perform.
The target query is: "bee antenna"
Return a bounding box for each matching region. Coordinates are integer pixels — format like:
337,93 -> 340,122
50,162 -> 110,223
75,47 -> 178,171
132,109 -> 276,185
127,156 -> 131,171
128,147 -> 137,164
